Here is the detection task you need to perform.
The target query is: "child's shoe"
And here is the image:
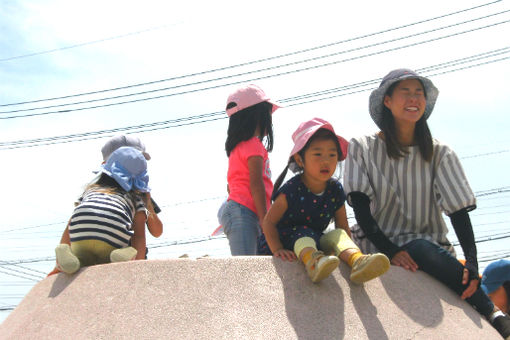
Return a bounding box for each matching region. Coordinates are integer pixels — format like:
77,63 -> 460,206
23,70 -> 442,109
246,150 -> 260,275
350,253 -> 390,284
490,310 -> 510,340
305,251 -> 340,283
55,244 -> 80,274
110,247 -> 137,262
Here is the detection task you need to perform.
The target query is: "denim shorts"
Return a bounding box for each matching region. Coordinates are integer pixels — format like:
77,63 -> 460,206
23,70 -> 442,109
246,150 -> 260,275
220,200 -> 260,256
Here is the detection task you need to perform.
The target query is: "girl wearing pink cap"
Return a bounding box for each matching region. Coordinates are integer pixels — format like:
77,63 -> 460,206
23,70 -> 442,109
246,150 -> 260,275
220,84 -> 279,255
257,118 -> 390,283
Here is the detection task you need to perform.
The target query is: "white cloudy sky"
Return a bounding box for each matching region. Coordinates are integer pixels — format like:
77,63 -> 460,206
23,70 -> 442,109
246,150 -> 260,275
1,0 -> 509,322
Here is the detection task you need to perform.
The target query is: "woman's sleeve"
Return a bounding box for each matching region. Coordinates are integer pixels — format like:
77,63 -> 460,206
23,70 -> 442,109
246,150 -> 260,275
434,145 -> 476,214
349,192 -> 401,259
343,138 -> 375,203
449,208 -> 479,278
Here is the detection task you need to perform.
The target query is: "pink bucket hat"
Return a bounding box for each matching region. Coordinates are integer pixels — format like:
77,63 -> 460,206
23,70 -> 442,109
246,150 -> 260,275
226,84 -> 281,117
290,118 -> 349,161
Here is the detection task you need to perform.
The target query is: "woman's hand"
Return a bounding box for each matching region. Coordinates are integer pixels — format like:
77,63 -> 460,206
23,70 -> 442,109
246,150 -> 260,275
273,248 -> 297,262
460,268 -> 479,299
391,250 -> 418,272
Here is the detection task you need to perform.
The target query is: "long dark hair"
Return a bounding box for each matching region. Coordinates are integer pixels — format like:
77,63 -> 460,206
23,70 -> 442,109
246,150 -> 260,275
225,101 -> 274,157
272,128 -> 342,199
381,81 -> 433,161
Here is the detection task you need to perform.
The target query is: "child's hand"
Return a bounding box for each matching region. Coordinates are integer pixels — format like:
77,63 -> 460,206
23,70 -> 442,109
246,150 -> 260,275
273,249 -> 297,262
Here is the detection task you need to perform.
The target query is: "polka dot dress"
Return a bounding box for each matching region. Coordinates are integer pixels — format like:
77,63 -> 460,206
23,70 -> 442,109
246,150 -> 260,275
258,175 -> 346,254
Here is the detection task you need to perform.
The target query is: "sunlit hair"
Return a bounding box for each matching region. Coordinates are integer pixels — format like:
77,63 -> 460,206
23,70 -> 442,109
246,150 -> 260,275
83,173 -> 148,206
380,80 -> 433,162
272,128 -> 342,199
224,101 -> 274,157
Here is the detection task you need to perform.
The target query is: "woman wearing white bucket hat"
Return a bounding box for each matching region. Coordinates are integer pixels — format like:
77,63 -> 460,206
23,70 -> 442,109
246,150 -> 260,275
344,68 -> 510,339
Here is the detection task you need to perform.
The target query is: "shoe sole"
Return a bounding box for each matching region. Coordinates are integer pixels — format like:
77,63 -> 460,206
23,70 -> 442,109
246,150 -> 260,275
311,257 -> 340,283
55,244 -> 80,274
350,254 -> 390,284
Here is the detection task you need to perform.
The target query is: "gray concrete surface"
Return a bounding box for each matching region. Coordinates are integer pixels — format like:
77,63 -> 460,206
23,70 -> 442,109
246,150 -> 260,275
0,257 -> 501,339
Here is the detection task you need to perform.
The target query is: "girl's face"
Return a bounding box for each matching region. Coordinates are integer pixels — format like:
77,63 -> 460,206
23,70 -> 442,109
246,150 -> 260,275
383,79 -> 426,128
295,138 -> 339,187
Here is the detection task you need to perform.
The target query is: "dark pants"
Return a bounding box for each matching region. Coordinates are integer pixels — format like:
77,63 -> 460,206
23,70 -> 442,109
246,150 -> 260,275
403,239 -> 494,317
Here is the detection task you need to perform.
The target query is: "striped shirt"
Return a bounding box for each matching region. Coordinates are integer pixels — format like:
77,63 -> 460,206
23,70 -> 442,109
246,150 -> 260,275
344,134 -> 476,255
69,188 -> 146,248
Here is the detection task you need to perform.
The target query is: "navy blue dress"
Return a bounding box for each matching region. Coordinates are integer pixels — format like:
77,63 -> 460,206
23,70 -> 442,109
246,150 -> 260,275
257,175 -> 346,255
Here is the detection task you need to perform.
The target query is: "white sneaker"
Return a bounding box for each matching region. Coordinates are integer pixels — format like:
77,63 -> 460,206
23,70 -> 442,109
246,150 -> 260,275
350,253 -> 390,284
55,244 -> 80,274
305,251 -> 340,283
110,247 -> 137,262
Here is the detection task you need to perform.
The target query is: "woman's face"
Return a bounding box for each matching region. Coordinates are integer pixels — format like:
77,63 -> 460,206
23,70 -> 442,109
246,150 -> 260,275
383,79 -> 426,128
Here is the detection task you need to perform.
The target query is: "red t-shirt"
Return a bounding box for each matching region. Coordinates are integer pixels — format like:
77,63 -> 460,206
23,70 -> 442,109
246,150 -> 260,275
227,137 -> 273,214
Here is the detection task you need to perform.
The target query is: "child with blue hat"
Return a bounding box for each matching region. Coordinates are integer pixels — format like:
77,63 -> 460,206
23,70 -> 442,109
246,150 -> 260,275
482,260 -> 510,315
54,147 -> 153,274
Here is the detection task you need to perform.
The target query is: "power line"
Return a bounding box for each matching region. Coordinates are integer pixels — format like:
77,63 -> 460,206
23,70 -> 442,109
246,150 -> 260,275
2,12 -> 509,119
0,23 -> 180,62
1,46 -> 509,150
1,0 -> 501,108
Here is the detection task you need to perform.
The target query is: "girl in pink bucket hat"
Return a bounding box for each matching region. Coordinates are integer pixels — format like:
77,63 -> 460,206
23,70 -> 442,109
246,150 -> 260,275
219,84 -> 281,255
257,118 -> 390,283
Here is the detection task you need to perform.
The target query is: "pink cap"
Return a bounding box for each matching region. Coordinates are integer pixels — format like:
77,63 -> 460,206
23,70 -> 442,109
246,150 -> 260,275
289,118 -> 348,161
226,84 -> 281,117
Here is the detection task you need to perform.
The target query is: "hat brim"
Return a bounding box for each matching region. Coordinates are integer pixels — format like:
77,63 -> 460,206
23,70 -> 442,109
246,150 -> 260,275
289,124 -> 349,161
226,99 -> 282,117
369,74 -> 439,129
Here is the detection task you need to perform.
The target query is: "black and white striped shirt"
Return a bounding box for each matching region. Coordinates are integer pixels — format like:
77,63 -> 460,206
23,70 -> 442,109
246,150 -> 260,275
69,188 -> 146,248
344,134 -> 476,255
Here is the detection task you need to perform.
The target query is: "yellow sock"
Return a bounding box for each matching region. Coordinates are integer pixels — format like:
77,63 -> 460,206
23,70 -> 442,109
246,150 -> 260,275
347,251 -> 363,267
301,249 -> 314,264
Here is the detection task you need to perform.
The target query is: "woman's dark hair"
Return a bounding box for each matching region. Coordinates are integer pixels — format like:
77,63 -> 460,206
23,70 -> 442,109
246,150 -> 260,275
380,80 -> 433,162
272,128 -> 341,198
225,101 -> 274,157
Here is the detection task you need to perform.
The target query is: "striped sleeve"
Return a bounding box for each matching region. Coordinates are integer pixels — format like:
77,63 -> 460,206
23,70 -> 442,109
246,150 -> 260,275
433,144 -> 476,215
344,137 -> 376,205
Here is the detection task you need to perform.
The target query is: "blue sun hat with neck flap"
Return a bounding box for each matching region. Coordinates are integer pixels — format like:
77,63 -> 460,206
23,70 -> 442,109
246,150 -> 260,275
481,259 -> 510,295
369,68 -> 439,129
101,146 -> 150,192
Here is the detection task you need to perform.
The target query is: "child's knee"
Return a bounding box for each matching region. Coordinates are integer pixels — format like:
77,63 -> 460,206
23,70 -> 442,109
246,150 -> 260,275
320,229 -> 358,256
294,237 -> 317,257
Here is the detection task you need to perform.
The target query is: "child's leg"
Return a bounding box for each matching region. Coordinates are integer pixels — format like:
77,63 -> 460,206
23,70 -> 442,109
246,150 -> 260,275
320,229 -> 390,284
221,201 -> 259,255
55,244 -> 80,274
294,237 -> 339,283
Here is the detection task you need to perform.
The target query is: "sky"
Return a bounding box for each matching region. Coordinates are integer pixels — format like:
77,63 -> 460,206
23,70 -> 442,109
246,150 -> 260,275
1,0 -> 510,323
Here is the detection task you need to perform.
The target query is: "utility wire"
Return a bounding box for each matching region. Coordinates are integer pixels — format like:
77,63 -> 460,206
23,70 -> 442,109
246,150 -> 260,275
0,0 -> 501,108
2,12 -> 509,120
0,23 -> 179,62
1,46 -> 509,150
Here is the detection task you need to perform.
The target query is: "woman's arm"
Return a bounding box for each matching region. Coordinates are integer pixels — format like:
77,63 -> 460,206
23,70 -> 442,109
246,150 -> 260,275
449,208 -> 480,299
262,194 -> 296,261
334,205 -> 352,238
248,156 -> 267,225
349,191 -> 418,271
131,211 -> 147,260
